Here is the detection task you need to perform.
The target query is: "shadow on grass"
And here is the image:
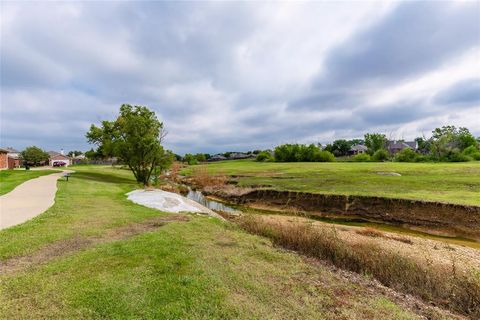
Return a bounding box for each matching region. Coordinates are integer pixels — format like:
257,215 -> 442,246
73,171 -> 135,185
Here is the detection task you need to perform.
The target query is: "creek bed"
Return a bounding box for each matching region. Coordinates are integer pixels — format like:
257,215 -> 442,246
185,188 -> 480,250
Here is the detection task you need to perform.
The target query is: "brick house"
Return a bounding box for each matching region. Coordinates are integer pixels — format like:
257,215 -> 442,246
3,147 -> 21,168
0,148 -> 8,170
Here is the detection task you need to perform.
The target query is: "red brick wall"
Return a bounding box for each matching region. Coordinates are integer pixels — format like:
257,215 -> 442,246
0,152 -> 7,169
7,157 -> 18,169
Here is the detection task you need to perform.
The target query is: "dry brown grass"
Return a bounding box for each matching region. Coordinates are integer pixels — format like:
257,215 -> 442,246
355,228 -> 413,244
237,215 -> 480,319
389,235 -> 414,244
165,161 -> 183,183
355,227 -> 384,238
191,166 -> 228,188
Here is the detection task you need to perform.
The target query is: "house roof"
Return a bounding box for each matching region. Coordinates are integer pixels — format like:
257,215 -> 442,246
2,147 -> 19,153
0,148 -> 8,153
48,151 -> 71,159
387,141 -> 416,150
350,144 -> 368,151
209,154 -> 227,161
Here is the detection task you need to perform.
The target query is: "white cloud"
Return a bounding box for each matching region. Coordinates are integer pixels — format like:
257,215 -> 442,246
1,1 -> 478,154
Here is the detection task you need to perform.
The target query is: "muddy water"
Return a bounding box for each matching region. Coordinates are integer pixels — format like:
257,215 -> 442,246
186,189 -> 240,215
186,189 -> 480,250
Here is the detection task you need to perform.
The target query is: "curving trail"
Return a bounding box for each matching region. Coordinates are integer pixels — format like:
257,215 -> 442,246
0,170 -> 72,230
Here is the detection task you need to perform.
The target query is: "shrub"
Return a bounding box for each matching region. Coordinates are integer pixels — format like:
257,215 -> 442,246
463,145 -> 480,160
394,148 -> 417,162
274,143 -> 332,162
352,153 -> 371,162
256,151 -> 274,162
371,149 -> 389,162
446,151 -> 471,162
314,150 -> 335,162
183,154 -> 198,165
413,154 -> 432,162
471,153 -> 480,161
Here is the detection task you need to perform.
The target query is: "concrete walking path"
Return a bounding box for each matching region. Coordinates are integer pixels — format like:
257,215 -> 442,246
0,171 -> 72,230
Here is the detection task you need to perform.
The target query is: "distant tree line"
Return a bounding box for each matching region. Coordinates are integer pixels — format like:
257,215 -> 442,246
254,125 -> 479,163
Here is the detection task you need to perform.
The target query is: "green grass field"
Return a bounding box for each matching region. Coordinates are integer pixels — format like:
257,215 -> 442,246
0,170 -> 59,195
186,160 -> 480,206
0,165 -> 422,319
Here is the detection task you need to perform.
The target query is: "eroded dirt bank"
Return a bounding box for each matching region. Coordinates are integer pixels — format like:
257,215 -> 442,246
204,188 -> 480,240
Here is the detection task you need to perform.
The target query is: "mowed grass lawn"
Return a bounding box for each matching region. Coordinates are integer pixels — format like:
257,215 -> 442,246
0,170 -> 59,195
0,165 -> 422,319
188,160 -> 480,206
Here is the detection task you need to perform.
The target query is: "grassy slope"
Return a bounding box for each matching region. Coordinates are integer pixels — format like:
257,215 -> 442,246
0,165 -> 420,319
0,170 -> 59,195
187,160 -> 480,206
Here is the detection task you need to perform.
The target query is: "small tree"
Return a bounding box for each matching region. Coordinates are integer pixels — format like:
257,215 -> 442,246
364,133 -> 387,154
329,139 -> 352,157
183,154 -> 198,165
86,104 -> 170,186
256,151 -> 274,162
21,146 -> 49,166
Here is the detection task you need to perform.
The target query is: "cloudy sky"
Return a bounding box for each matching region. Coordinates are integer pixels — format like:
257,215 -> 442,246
1,1 -> 479,154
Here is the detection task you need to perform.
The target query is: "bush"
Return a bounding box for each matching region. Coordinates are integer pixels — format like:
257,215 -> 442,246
183,154 -> 198,165
352,153 -> 371,162
413,154 -> 433,162
372,149 -> 389,162
256,151 -> 274,162
274,143 -> 331,162
314,150 -> 335,162
471,153 -> 480,161
463,145 -> 480,160
394,148 -> 417,162
446,151 -> 471,162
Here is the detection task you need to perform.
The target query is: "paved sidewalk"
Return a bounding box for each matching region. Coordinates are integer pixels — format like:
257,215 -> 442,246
0,171 -> 71,230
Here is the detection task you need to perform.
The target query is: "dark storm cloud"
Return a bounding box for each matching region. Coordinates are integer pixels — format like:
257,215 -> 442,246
316,1 -> 479,88
434,78 -> 480,106
288,91 -> 361,111
355,100 -> 432,126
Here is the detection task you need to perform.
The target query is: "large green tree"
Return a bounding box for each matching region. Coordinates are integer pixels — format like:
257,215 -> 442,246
364,133 -> 387,154
86,104 -> 171,186
21,146 -> 49,166
430,125 -> 477,159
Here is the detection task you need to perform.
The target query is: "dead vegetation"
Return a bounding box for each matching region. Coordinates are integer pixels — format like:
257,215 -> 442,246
191,166 -> 228,188
236,214 -> 480,319
355,227 -> 413,244
355,227 -> 384,238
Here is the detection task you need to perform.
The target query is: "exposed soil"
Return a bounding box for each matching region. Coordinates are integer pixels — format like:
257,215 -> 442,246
205,187 -> 480,240
0,215 -> 190,275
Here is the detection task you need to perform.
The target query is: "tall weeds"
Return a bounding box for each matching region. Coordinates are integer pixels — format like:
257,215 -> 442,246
237,215 -> 480,318
191,166 -> 227,188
